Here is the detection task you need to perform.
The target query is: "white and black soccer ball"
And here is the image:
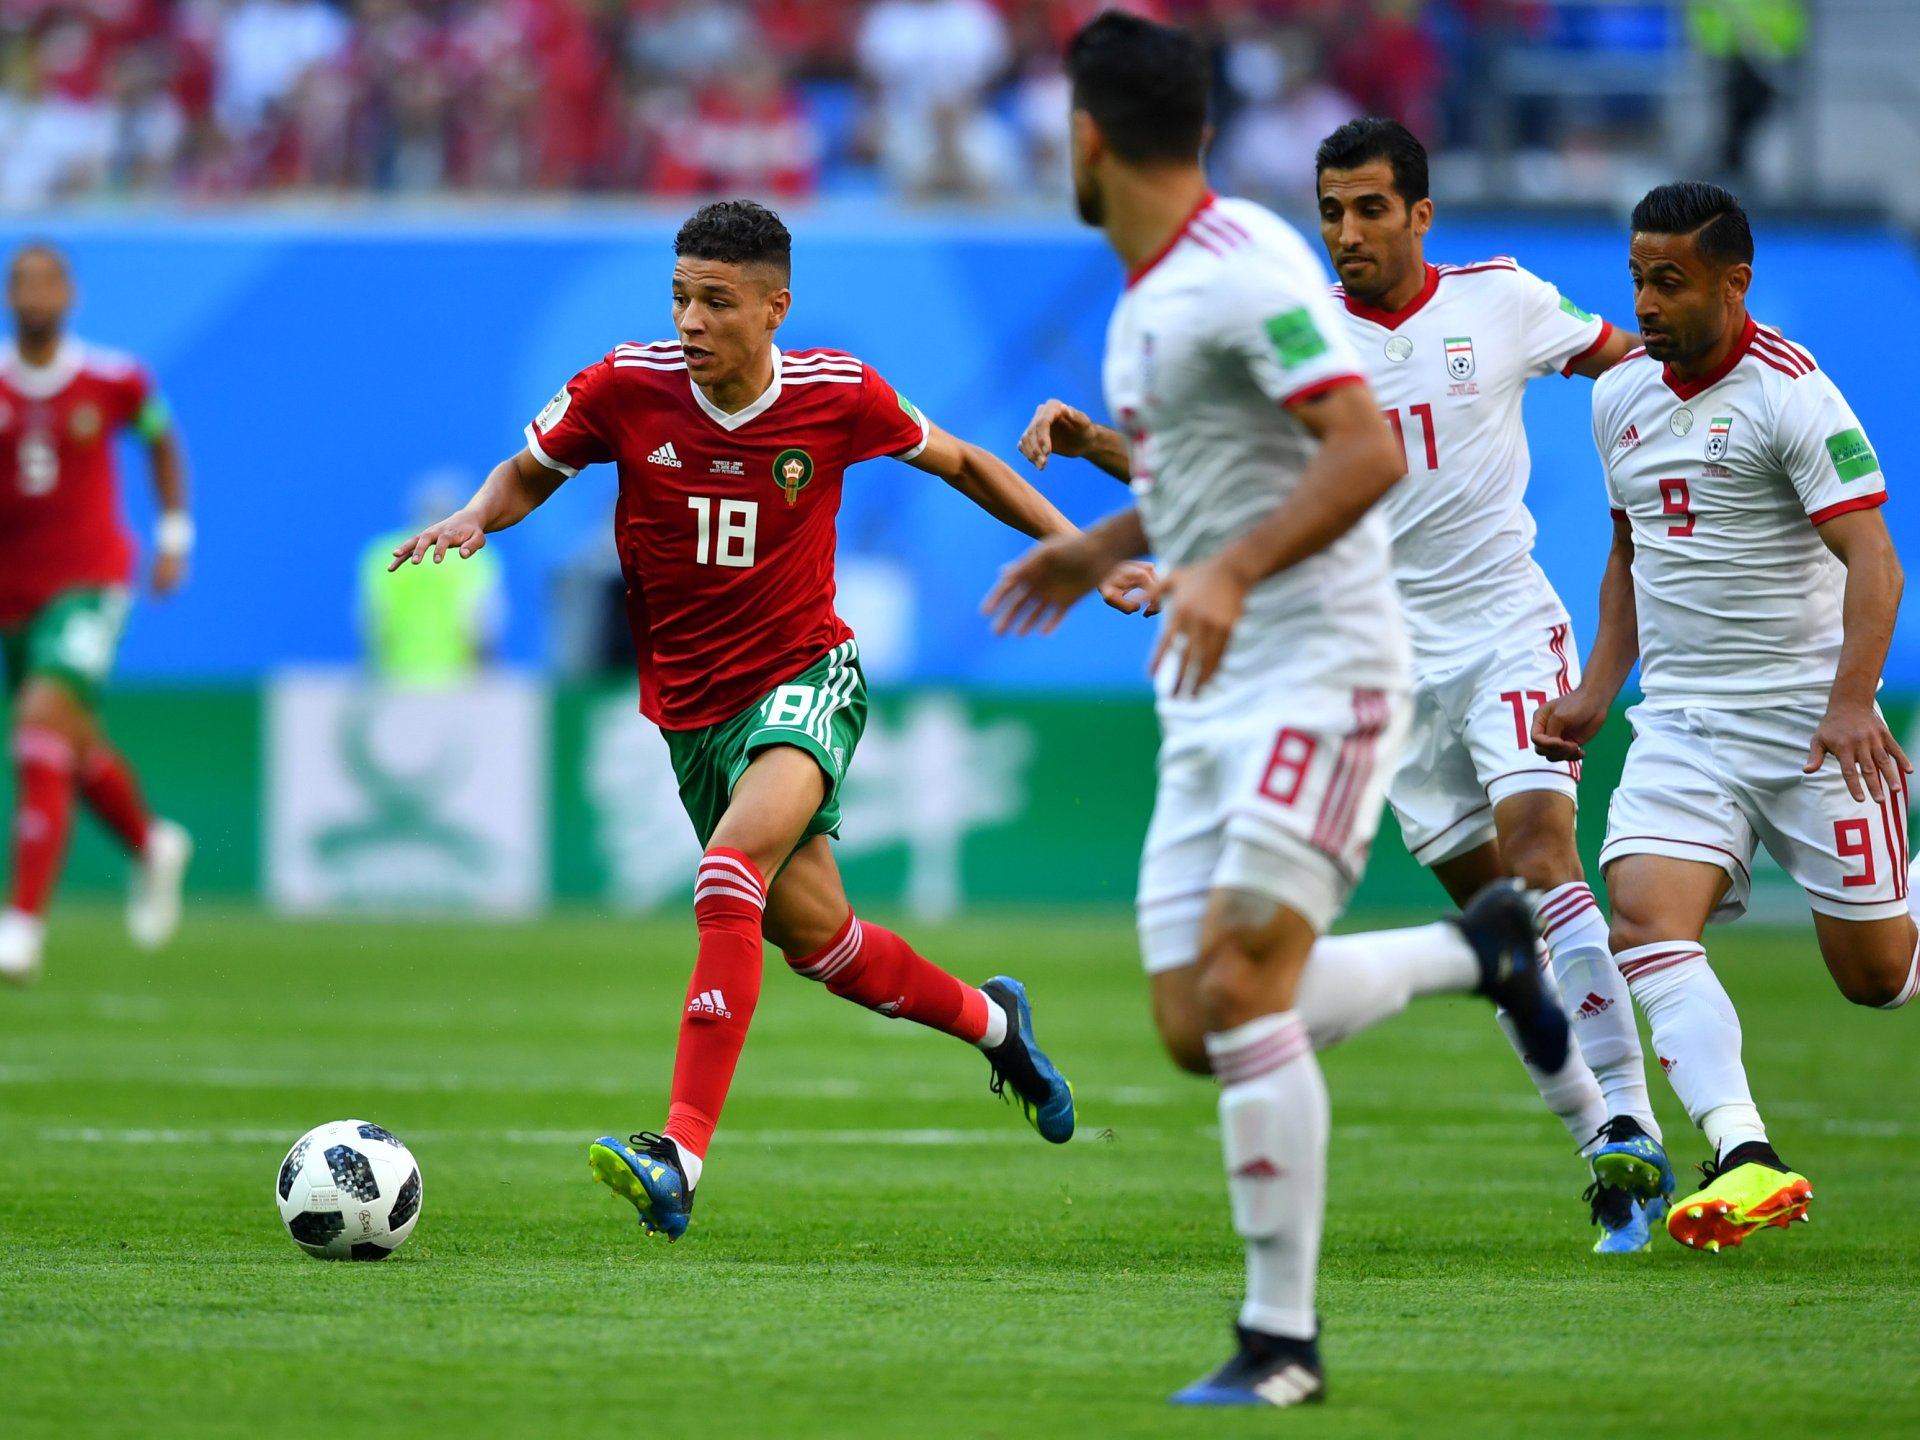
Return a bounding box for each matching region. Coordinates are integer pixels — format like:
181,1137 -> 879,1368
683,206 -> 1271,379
275,1119 -> 423,1261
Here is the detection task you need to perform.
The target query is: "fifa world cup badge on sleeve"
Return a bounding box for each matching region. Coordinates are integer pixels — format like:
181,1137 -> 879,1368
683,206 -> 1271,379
536,388 -> 570,433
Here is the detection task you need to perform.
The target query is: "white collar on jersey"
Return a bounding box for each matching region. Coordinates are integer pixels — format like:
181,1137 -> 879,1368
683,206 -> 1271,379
0,337 -> 83,398
690,344 -> 784,432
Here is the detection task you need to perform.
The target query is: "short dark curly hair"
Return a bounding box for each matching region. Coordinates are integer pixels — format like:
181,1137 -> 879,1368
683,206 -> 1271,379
674,200 -> 792,283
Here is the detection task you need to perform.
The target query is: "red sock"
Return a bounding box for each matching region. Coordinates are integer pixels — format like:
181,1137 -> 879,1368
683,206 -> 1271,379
78,743 -> 151,855
11,726 -> 77,917
787,913 -> 989,1043
663,848 -> 767,1162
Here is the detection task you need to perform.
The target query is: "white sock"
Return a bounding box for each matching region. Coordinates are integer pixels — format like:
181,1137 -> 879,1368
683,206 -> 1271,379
1496,1006 -> 1608,1150
1537,883 -> 1659,1138
665,1135 -> 705,1191
1881,928 -> 1920,1011
976,992 -> 1010,1049
1618,941 -> 1765,1155
1293,923 -> 1480,1049
1208,1011 -> 1323,1341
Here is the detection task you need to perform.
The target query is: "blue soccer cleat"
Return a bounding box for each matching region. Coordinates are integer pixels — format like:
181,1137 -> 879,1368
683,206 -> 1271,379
980,976 -> 1075,1144
1584,1116 -> 1675,1255
1171,1326 -> 1326,1408
1587,1181 -> 1669,1254
1452,880 -> 1569,1075
588,1131 -> 695,1240
1590,1115 -> 1676,1204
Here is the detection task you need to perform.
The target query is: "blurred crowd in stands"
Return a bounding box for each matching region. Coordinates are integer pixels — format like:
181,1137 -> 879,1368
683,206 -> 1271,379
0,1 -> 1774,209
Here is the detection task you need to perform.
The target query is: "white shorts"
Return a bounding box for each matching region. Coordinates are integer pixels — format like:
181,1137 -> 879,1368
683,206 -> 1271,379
1600,702 -> 1911,923
1137,685 -> 1411,974
1387,613 -> 1582,866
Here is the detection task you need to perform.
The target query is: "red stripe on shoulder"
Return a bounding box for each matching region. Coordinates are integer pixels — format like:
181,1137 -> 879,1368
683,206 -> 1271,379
1809,493 -> 1886,526
1436,257 -> 1519,277
1623,347 -> 1647,362
1751,352 -> 1805,382
1751,332 -> 1812,375
1756,326 -> 1815,369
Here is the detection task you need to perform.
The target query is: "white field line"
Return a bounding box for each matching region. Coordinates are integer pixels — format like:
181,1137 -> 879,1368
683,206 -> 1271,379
0,1065 -> 1178,1108
34,1125 -> 1185,1149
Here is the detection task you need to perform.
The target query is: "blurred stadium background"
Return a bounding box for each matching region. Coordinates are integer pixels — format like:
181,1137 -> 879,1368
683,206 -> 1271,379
3,0 -> 1918,926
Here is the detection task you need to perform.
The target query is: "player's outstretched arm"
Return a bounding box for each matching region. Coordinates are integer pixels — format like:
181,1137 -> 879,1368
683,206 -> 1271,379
984,506 -> 1151,637
144,422 -> 191,597
1017,399 -> 1130,483
914,422 -> 1155,614
1566,325 -> 1641,379
389,449 -> 565,570
1144,380 -> 1402,696
1808,507 -> 1911,800
1533,513 -> 1640,763
911,422 -> 1077,540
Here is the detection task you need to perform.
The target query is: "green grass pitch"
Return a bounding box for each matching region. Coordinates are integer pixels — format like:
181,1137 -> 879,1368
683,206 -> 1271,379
3,904 -> 1917,1439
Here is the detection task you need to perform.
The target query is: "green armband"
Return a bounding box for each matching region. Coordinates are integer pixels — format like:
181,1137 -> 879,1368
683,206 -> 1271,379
134,395 -> 172,441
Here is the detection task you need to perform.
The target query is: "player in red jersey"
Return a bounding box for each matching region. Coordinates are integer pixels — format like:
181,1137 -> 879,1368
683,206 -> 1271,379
394,201 -> 1146,1238
0,244 -> 194,986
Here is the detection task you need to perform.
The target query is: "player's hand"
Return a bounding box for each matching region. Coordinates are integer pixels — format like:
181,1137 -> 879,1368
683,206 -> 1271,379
1097,559 -> 1160,616
1807,699 -> 1912,803
983,533 -> 1111,635
1147,558 -> 1247,697
389,511 -> 487,570
150,551 -> 188,597
1533,686 -> 1609,763
1018,398 -> 1098,471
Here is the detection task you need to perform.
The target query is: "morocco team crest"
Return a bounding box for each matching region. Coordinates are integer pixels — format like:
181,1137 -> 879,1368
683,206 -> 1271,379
1444,336 -> 1475,380
773,447 -> 815,505
1705,415 -> 1732,462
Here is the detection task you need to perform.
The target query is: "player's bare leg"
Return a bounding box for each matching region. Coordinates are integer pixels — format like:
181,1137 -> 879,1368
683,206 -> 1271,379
764,834 -> 1074,1141
1608,854 -> 1811,1250
0,678 -> 94,984
1810,910 -> 1920,1010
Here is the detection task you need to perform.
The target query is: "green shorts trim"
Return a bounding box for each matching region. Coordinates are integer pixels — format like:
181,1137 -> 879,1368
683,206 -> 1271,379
664,640 -> 868,848
1,587 -> 131,708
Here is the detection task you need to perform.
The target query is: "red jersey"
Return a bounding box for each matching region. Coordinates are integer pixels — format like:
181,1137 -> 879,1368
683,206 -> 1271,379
525,342 -> 930,730
0,339 -> 159,626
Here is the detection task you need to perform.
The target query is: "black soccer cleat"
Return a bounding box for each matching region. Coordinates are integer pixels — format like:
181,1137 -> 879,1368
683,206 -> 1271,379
1171,1325 -> 1326,1407
1452,879 -> 1569,1074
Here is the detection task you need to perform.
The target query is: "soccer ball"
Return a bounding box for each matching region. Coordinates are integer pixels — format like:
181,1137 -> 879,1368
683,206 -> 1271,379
275,1119 -> 423,1260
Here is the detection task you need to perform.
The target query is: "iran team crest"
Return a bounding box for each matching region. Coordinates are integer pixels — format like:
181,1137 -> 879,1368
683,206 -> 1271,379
1444,336 -> 1475,380
1705,416 -> 1732,462
773,447 -> 815,505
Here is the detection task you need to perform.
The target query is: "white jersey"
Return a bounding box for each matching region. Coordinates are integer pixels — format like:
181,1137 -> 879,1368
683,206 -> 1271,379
1592,316 -> 1887,708
1336,258 -> 1611,662
1105,194 -> 1411,708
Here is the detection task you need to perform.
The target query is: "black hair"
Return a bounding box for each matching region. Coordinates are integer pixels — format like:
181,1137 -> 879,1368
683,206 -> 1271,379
1065,9 -> 1209,165
674,200 -> 792,281
1629,181 -> 1753,267
1314,117 -> 1430,205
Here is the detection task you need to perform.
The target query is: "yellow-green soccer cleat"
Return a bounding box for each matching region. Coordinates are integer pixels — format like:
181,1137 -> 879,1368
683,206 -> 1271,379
1666,1145 -> 1812,1253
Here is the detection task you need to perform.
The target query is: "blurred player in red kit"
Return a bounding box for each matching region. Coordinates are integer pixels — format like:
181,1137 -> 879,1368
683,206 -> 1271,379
0,243 -> 194,985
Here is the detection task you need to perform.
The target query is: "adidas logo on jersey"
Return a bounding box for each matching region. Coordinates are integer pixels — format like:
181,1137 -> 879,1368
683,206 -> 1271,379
648,441 -> 683,468
1616,424 -> 1641,450
1659,1055 -> 1675,1074
687,988 -> 731,1019
1576,991 -> 1615,1019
